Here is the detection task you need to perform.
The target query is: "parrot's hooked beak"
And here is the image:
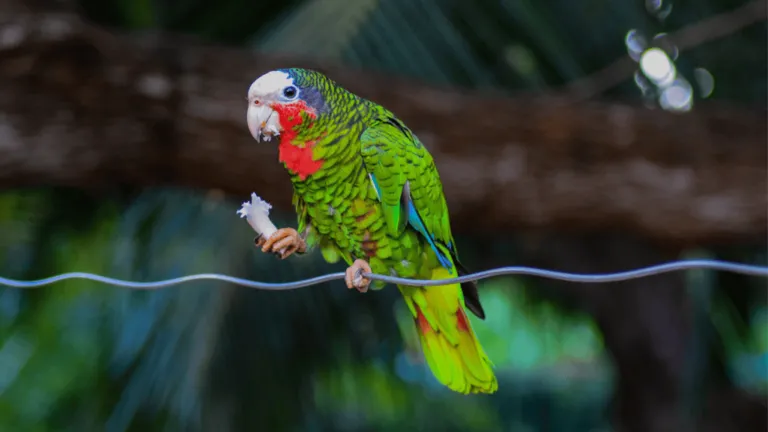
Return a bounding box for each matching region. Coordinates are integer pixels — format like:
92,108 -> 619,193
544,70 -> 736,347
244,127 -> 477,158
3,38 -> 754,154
246,101 -> 282,143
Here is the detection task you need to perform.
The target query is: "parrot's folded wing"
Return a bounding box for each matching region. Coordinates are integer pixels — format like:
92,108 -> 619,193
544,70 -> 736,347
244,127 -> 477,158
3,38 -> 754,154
360,117 -> 455,269
360,116 -> 486,319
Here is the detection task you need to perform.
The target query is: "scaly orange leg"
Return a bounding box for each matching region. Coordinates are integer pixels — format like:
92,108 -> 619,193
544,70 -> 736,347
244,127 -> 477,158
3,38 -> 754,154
344,259 -> 372,293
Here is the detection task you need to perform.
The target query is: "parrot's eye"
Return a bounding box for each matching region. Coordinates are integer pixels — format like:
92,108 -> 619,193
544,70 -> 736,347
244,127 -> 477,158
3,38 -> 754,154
282,85 -> 299,100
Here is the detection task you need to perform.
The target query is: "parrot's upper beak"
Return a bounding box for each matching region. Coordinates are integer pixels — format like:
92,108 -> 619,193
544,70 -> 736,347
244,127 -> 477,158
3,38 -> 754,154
246,100 -> 281,142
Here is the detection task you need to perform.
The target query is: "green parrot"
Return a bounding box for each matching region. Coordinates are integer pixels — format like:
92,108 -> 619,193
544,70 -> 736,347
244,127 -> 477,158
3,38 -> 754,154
247,68 -> 497,394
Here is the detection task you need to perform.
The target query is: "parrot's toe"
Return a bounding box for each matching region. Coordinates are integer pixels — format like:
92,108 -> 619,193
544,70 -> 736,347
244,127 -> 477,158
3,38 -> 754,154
254,235 -> 266,248
345,259 -> 372,293
259,228 -> 306,259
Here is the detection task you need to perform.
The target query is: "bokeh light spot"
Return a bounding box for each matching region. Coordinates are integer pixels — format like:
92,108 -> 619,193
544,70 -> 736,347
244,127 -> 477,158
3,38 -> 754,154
640,47 -> 676,87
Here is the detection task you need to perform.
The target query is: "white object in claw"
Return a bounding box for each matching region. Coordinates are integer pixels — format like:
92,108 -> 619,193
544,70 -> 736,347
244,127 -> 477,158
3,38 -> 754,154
237,192 -> 278,239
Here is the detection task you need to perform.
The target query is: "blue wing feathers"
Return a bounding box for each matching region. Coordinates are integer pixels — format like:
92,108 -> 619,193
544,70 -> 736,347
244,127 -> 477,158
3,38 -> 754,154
369,169 -> 453,270
406,197 -> 453,269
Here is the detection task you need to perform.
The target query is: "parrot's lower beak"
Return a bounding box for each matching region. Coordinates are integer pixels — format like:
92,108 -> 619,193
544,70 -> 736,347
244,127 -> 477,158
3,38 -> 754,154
247,103 -> 281,142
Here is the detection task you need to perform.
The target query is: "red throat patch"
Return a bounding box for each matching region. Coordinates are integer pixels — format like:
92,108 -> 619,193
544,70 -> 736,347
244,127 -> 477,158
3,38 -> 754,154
272,101 -> 324,180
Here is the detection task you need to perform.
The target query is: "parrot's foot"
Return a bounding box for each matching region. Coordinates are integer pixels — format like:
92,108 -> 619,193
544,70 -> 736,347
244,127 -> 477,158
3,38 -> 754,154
345,259 -> 372,293
255,228 -> 306,259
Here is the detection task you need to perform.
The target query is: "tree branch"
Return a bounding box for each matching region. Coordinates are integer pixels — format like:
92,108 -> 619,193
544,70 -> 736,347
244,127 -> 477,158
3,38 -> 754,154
0,12 -> 765,246
564,0 -> 768,100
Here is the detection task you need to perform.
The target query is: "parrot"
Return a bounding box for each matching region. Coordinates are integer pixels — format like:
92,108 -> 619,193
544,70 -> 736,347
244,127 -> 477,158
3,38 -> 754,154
246,67 -> 498,395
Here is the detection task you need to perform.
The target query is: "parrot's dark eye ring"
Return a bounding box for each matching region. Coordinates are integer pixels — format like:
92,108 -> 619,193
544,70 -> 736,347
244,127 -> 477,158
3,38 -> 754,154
282,85 -> 299,100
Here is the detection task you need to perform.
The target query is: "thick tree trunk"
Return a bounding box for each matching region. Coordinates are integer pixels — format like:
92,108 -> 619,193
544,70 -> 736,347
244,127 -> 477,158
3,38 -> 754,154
0,12 -> 765,246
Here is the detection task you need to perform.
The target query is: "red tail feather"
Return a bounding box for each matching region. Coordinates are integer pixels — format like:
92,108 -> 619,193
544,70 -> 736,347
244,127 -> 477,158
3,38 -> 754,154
415,306 -> 433,334
456,308 -> 470,332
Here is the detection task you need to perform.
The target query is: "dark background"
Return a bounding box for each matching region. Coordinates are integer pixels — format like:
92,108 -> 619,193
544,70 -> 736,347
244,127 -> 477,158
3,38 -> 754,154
0,0 -> 766,431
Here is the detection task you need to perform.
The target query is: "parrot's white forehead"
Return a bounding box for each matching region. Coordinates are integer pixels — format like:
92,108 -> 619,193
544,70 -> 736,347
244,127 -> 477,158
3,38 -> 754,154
248,70 -> 294,98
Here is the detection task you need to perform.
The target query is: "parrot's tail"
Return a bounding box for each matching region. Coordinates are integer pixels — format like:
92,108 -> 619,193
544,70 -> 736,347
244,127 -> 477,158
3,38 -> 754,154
399,267 -> 498,395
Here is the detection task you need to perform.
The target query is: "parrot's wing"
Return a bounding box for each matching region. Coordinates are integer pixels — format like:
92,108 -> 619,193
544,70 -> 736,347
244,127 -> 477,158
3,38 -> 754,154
360,116 -> 485,319
360,117 -> 455,267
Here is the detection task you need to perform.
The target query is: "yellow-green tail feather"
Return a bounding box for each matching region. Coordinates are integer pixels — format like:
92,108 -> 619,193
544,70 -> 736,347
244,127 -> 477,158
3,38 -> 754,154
399,267 -> 498,394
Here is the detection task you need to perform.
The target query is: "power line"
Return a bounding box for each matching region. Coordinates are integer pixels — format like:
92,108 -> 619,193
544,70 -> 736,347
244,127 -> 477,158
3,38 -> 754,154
0,259 -> 766,291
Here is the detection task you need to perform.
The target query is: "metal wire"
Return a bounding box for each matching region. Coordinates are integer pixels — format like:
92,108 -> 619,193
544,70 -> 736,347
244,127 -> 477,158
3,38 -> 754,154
0,259 -> 766,291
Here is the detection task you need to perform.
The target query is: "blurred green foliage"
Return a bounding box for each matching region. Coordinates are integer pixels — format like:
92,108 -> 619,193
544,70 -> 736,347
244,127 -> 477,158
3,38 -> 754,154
0,189 -> 617,431
1,0 -> 766,431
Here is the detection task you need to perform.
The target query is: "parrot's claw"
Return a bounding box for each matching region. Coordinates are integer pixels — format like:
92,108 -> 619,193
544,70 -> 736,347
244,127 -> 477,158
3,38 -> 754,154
345,259 -> 372,293
257,228 -> 306,259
